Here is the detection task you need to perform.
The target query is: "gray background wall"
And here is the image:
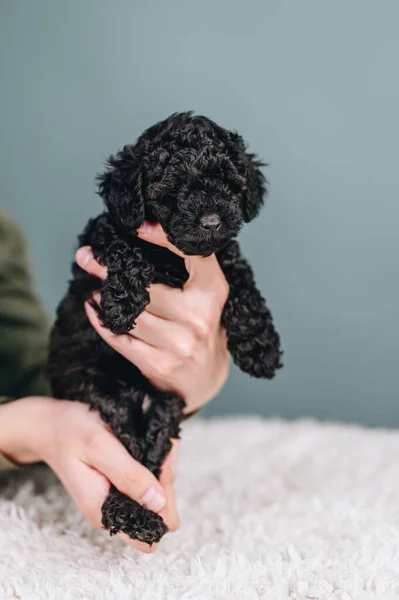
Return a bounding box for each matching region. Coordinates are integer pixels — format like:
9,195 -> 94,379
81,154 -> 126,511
1,0 -> 398,425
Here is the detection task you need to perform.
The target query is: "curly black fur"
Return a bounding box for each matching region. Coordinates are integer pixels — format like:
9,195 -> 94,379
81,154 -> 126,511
47,112 -> 283,545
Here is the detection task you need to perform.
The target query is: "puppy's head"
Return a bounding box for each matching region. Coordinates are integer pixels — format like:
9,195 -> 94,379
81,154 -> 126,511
98,112 -> 267,255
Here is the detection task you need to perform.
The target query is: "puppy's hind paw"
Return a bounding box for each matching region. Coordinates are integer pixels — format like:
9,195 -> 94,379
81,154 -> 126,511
102,488 -> 168,544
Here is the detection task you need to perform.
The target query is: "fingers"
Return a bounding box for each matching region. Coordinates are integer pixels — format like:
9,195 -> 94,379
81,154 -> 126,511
137,222 -> 229,294
85,300 -> 207,387
145,284 -> 185,321
85,291 -> 220,384
145,280 -> 228,328
133,311 -> 197,359
81,424 -> 167,514
85,302 -> 175,382
75,246 -> 107,280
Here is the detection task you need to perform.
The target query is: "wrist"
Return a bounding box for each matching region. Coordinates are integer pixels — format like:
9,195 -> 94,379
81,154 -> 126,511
0,396 -> 56,466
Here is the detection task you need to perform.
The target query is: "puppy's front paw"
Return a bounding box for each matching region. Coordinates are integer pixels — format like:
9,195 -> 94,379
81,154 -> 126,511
99,304 -> 137,335
231,337 -> 283,379
99,285 -> 149,335
222,288 -> 283,379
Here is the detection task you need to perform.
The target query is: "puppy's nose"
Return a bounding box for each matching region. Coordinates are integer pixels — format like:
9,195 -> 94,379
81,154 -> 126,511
200,213 -> 221,231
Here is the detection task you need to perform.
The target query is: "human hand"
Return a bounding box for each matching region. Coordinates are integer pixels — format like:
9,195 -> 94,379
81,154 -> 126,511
76,221 -> 230,414
0,396 -> 179,552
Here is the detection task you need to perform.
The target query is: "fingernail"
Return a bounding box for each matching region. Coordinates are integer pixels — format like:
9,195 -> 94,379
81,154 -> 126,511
77,247 -> 92,266
138,221 -> 153,235
141,485 -> 166,512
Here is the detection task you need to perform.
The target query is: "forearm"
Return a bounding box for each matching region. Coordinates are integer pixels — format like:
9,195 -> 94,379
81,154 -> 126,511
0,397 -> 19,469
0,397 -> 52,470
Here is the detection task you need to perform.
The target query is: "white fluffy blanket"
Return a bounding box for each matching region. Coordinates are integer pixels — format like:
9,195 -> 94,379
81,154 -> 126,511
1,417 -> 399,600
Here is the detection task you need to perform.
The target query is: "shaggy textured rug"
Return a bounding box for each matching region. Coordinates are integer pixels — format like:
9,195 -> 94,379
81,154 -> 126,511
1,417 -> 399,600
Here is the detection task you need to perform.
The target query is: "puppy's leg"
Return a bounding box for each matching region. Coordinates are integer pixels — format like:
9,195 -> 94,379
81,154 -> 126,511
217,241 -> 283,379
84,378 -> 171,544
140,390 -> 185,478
90,381 -> 171,544
102,391 -> 185,544
75,213 -> 154,336
95,250 -> 153,336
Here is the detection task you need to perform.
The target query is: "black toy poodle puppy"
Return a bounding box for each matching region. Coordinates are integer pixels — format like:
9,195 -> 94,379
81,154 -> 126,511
47,112 -> 283,545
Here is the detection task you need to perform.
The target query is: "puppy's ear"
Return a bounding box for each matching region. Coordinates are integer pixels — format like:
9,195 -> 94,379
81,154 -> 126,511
224,131 -> 267,222
241,152 -> 268,223
97,145 -> 145,231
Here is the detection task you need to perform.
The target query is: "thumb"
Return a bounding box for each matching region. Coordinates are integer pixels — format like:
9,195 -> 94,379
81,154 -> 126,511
83,425 -> 166,513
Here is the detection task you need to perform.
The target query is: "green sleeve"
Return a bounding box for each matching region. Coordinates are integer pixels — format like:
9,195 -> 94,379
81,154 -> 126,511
0,209 -> 51,470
